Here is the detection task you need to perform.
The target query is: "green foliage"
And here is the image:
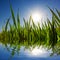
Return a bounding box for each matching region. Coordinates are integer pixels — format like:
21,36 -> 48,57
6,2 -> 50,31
10,4 -> 17,29
0,6 -> 60,56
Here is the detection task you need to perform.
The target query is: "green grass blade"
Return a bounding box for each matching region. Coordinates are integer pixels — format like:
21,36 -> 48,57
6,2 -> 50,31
17,9 -> 20,29
5,17 -> 10,31
56,9 -> 60,17
10,4 -> 17,28
48,7 -> 60,23
47,18 -> 52,27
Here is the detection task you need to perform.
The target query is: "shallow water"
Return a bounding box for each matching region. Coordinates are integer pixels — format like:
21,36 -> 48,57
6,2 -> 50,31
0,43 -> 60,60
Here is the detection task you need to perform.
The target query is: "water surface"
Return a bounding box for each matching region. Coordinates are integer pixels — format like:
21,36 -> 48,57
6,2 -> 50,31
0,43 -> 60,60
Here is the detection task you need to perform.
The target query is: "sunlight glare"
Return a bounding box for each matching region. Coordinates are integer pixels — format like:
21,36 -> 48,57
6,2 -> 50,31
30,46 -> 47,57
32,11 -> 42,24
31,47 -> 43,56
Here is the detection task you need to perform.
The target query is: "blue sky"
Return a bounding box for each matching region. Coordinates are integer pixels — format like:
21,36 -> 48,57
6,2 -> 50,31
0,0 -> 60,31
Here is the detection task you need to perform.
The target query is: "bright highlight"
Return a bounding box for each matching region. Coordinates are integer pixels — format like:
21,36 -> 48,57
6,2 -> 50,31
32,11 -> 42,24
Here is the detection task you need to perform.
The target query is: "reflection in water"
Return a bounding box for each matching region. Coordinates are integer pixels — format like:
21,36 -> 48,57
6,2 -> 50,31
29,46 -> 51,57
0,43 -> 60,60
23,46 -> 52,57
0,6 -> 60,60
0,44 -> 52,58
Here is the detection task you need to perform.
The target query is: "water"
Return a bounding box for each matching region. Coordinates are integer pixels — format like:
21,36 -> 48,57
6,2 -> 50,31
0,43 -> 60,60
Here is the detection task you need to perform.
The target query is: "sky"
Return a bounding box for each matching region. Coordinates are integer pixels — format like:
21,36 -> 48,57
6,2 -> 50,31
0,0 -> 60,31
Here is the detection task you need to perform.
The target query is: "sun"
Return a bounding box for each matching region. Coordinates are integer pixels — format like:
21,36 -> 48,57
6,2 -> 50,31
31,11 -> 42,24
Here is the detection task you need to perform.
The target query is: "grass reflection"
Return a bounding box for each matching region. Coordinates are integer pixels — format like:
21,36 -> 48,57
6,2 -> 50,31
0,5 -> 60,59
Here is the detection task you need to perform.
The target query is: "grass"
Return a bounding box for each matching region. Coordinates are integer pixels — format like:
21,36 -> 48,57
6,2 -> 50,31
0,5 -> 60,56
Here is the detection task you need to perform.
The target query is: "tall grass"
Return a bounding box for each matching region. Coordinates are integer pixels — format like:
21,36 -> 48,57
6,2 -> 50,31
0,5 -> 60,56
